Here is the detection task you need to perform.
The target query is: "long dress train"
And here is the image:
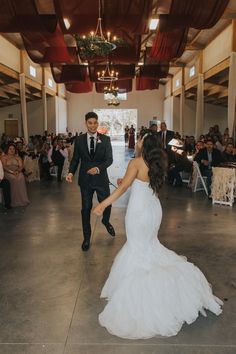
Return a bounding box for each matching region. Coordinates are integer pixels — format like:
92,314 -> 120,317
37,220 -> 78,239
99,179 -> 223,339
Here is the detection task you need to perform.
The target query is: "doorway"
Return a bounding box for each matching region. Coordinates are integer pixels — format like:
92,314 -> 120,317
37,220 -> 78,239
4,119 -> 18,138
94,109 -> 137,144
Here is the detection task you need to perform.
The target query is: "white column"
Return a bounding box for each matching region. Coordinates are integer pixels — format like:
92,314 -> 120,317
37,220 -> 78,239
180,85 -> 185,136
195,73 -> 204,139
19,73 -> 28,143
42,85 -> 48,132
227,52 -> 236,138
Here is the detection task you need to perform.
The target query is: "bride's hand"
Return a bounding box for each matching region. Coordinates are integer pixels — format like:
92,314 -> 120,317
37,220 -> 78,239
93,203 -> 105,216
117,178 -> 123,186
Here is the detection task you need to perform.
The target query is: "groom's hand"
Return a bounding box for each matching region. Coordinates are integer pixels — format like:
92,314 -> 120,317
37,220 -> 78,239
66,173 -> 73,183
87,167 -> 99,175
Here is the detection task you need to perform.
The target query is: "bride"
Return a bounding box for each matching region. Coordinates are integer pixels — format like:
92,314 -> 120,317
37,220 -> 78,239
93,132 -> 223,339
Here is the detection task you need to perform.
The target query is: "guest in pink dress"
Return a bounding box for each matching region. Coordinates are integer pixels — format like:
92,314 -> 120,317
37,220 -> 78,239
1,144 -> 29,207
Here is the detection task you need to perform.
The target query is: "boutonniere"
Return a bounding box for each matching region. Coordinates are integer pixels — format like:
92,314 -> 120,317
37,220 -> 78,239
96,137 -> 102,144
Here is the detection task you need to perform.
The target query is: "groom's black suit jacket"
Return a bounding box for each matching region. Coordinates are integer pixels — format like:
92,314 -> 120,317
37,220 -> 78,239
69,133 -> 113,187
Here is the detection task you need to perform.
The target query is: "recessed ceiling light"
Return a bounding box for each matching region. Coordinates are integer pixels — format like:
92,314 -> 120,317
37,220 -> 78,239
149,19 -> 159,31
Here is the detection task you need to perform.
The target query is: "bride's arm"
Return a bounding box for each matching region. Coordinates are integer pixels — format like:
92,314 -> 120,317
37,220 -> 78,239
93,159 -> 138,216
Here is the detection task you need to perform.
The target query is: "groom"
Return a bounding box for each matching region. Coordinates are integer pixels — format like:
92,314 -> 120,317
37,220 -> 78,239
66,111 -> 115,251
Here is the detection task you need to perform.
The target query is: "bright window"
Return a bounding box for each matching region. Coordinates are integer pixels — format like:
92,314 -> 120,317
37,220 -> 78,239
189,66 -> 195,77
29,65 -> 36,77
48,78 -> 53,88
104,92 -> 127,101
175,79 -> 180,88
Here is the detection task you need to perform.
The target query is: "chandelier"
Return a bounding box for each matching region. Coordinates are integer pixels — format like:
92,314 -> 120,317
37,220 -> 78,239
75,0 -> 121,60
104,81 -> 119,96
97,61 -> 119,82
107,96 -> 120,106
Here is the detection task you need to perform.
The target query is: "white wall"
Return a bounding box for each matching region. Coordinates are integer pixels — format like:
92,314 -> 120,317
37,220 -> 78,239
55,96 -> 67,134
27,100 -> 44,135
184,99 -> 196,136
173,96 -> 180,133
0,104 -> 21,135
47,97 -> 56,133
203,25 -> 232,73
0,97 -> 62,136
0,101 -> 44,136
163,96 -> 173,130
163,97 -> 227,137
182,99 -> 227,136
67,84 -> 165,133
204,103 -> 227,133
0,35 -> 20,72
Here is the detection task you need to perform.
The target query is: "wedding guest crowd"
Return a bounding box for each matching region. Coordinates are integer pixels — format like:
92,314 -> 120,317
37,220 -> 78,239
0,131 -> 76,209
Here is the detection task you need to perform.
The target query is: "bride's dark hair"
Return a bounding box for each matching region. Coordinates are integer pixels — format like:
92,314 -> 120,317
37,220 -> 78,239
141,131 -> 166,194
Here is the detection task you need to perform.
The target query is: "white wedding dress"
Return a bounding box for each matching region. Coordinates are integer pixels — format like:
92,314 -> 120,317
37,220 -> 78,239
99,179 -> 223,339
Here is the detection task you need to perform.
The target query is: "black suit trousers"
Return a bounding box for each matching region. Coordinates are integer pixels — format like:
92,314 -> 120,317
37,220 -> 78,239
80,181 -> 111,240
0,178 -> 11,207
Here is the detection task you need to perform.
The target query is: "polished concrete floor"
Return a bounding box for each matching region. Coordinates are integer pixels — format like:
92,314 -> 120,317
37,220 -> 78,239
0,144 -> 236,354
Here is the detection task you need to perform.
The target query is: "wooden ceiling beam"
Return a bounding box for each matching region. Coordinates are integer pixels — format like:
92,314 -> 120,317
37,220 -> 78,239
186,43 -> 205,51
205,85 -> 223,97
0,90 -> 10,99
204,58 -> 230,80
217,90 -> 228,99
1,86 -> 20,96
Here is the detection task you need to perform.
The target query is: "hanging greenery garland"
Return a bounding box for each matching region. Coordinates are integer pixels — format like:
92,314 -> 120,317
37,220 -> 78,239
75,34 -> 123,60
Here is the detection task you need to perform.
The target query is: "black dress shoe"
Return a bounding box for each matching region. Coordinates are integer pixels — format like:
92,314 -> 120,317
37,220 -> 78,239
81,239 -> 90,251
103,222 -> 116,237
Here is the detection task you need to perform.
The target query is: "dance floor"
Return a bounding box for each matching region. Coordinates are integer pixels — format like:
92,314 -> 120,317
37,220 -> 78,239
0,144 -> 235,354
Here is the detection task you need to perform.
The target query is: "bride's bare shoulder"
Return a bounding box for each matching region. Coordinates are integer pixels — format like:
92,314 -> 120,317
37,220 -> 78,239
133,156 -> 145,166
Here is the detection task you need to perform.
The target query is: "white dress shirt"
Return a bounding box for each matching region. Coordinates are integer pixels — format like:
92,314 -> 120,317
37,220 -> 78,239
87,132 -> 100,174
0,160 -> 4,181
161,130 -> 167,149
87,132 -> 98,152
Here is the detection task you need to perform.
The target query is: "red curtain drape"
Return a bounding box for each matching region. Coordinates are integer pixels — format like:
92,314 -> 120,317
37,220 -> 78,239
159,0 -> 229,31
50,64 -> 88,83
150,28 -> 188,62
139,64 -> 169,79
65,78 -> 93,93
0,0 -> 57,32
22,25 -> 78,64
136,77 -> 159,91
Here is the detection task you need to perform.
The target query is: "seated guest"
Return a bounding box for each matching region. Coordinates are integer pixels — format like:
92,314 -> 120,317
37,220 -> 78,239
194,138 -> 223,193
167,139 -> 192,187
184,136 -> 196,155
1,144 -> 29,207
16,139 -> 27,160
48,138 -> 68,182
199,134 -> 205,142
213,135 -> 224,152
0,159 -> 11,209
195,141 -> 204,154
149,123 -> 158,133
222,143 -> 236,163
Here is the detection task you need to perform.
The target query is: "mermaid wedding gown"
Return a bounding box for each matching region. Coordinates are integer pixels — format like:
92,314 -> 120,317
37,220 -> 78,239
99,179 -> 223,339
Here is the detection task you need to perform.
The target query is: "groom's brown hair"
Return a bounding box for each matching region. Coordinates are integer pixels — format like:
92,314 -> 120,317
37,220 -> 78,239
85,112 -> 98,121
